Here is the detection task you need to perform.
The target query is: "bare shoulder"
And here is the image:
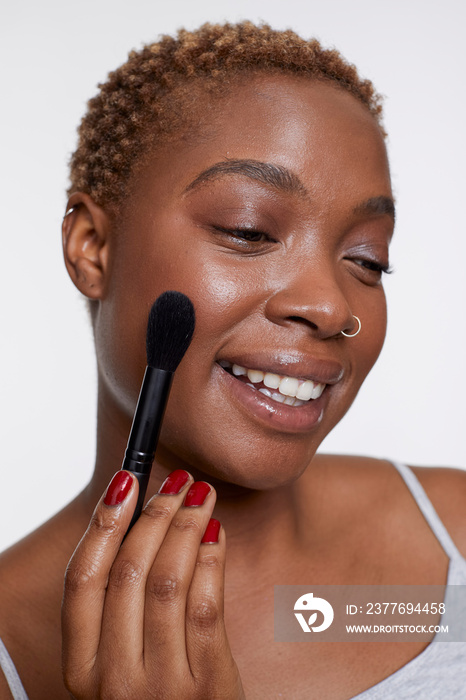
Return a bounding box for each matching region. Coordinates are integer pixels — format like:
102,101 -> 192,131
313,454 -> 466,558
0,671 -> 14,700
410,465 -> 466,559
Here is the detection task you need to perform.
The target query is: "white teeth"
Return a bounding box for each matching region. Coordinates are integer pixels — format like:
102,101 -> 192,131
296,381 -> 315,401
247,369 -> 264,384
223,360 -> 326,405
263,372 -> 281,389
311,383 -> 325,399
278,377 -> 299,397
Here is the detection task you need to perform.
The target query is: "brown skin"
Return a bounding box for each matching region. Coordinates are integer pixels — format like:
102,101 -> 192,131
1,75 -> 466,699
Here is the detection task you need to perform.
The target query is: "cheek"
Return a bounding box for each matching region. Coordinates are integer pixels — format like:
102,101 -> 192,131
187,258 -> 265,341
96,233 -> 266,419
354,291 -> 387,381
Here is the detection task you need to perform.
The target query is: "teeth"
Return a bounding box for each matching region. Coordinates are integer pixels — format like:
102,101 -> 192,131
220,360 -> 326,404
270,391 -> 286,404
247,369 -> 264,384
263,372 -> 281,389
279,377 -> 299,397
311,383 -> 325,399
296,381 -> 314,401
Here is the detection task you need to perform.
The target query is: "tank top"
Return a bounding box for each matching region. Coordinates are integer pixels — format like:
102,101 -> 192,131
1,462 -> 465,699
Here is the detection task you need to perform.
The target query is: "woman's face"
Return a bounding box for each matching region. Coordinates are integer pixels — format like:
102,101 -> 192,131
95,74 -> 394,489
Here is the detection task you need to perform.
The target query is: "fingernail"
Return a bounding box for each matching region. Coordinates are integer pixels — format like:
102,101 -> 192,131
159,469 -> 190,495
104,471 -> 133,506
184,481 -> 211,507
201,518 -> 221,543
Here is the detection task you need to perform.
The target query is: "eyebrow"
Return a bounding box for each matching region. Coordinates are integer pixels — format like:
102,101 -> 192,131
184,159 -> 308,196
354,196 -> 396,222
184,158 -> 396,223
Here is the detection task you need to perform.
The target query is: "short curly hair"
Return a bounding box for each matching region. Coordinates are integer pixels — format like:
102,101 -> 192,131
68,21 -> 384,210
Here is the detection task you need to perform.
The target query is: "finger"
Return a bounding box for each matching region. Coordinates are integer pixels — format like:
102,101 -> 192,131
143,482 -> 216,672
98,469 -> 194,666
185,523 -> 234,682
62,471 -> 138,686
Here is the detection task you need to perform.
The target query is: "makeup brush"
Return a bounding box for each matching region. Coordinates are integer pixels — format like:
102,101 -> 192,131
122,291 -> 195,532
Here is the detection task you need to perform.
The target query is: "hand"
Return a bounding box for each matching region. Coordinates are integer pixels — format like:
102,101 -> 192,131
62,470 -> 246,700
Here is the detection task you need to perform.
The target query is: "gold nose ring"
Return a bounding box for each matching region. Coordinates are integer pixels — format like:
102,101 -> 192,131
341,315 -> 361,338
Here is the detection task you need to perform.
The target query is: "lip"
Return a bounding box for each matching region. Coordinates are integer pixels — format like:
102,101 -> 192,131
217,352 -> 345,385
214,362 -> 335,434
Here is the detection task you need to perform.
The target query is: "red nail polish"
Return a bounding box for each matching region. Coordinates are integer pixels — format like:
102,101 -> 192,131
159,469 -> 190,494
104,472 -> 133,506
184,481 -> 211,507
201,518 -> 220,543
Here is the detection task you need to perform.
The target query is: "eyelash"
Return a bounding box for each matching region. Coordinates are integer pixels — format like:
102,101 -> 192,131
213,226 -> 275,243
352,259 -> 393,275
213,227 -> 393,276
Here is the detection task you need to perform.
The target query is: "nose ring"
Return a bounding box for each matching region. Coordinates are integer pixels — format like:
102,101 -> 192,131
341,315 -> 361,338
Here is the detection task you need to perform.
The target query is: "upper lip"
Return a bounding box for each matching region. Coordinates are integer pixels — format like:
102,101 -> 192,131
217,352 -> 345,386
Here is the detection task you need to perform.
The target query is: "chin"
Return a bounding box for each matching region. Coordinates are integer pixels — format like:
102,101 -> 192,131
157,423 -> 319,491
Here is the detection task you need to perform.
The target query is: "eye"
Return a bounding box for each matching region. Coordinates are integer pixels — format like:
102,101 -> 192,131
344,257 -> 394,284
354,259 -> 393,275
212,225 -> 277,249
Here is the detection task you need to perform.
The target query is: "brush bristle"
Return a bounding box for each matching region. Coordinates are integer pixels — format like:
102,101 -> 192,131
146,291 -> 196,372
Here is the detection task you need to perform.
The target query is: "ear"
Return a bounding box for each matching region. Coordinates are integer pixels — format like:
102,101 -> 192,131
62,193 -> 110,299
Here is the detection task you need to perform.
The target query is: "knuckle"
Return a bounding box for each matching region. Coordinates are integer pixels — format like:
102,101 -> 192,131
147,573 -> 184,603
63,661 -> 94,697
196,553 -> 222,571
90,509 -> 120,538
64,558 -> 99,595
62,667 -> 80,694
172,516 -> 201,535
141,499 -> 173,523
108,558 -> 145,590
188,596 -> 220,630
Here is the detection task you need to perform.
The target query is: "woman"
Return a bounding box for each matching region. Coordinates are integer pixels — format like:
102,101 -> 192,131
0,21 -> 465,699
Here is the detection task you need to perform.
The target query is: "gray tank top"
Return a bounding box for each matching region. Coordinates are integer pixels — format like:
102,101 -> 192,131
1,462 -> 465,699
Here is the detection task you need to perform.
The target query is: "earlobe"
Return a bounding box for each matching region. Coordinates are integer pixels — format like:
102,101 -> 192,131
62,193 -> 110,300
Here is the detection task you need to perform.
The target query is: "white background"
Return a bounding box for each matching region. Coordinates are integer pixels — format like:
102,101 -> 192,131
1,0 -> 465,551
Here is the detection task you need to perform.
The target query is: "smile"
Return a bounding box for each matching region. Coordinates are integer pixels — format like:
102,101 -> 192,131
219,360 -> 326,408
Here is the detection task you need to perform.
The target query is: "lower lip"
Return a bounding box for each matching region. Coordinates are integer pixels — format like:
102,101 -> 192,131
215,365 -> 329,434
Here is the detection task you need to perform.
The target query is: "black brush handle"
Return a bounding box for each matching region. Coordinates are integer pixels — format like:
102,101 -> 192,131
122,366 -> 173,532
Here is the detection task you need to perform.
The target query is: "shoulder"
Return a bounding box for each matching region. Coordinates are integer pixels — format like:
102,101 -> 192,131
410,465 -> 466,559
0,671 -> 14,700
313,453 -> 466,557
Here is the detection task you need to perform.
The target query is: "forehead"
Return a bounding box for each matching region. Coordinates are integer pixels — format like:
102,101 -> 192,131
127,73 -> 391,212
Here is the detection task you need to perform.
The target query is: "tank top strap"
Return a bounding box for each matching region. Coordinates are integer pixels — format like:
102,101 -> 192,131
392,461 -> 465,562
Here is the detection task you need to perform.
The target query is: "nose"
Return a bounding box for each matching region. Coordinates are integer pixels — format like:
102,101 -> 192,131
264,263 -> 355,339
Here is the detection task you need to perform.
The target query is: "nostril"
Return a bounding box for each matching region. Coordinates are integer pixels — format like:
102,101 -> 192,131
288,316 -> 318,330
